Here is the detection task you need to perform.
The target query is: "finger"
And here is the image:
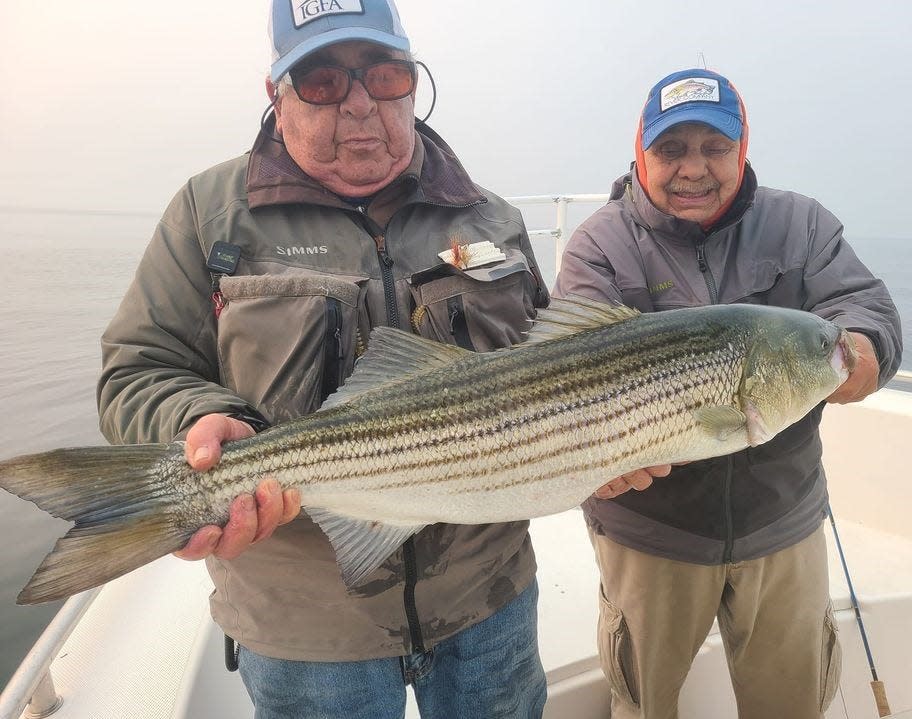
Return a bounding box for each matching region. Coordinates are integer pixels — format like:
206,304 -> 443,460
185,414 -> 256,471
622,469 -> 654,491
644,464 -> 673,478
213,494 -> 258,560
186,436 -> 222,472
185,415 -> 229,471
280,488 -> 302,525
594,477 -> 629,499
252,479 -> 283,543
173,525 -> 221,561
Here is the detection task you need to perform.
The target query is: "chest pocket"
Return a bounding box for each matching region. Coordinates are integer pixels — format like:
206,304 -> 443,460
407,249 -> 539,352
216,272 -> 365,424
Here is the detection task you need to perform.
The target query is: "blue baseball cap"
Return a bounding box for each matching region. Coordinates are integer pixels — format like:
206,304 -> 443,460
269,0 -> 411,82
641,69 -> 744,149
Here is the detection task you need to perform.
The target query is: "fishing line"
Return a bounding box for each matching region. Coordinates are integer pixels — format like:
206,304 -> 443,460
827,503 -> 892,717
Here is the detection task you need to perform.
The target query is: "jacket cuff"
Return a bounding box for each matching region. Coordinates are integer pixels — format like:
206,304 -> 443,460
227,407 -> 271,433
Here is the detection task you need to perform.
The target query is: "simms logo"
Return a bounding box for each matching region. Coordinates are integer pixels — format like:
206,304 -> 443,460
292,0 -> 363,28
276,245 -> 329,256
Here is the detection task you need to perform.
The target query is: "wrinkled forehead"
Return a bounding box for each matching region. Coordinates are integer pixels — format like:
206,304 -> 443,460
297,39 -> 407,69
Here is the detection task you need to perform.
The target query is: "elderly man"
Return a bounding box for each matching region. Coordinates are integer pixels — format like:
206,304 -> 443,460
553,68 -> 901,719
97,1 -> 549,717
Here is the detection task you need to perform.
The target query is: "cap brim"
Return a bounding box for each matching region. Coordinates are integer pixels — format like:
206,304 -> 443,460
271,28 -> 411,81
642,107 -> 742,149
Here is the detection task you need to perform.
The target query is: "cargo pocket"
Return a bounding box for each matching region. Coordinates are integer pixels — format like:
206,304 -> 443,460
216,272 -> 365,424
597,590 -> 640,708
408,248 -> 538,351
819,602 -> 842,711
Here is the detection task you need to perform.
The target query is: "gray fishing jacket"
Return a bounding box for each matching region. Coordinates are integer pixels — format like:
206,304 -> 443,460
553,165 -> 901,564
97,120 -> 548,660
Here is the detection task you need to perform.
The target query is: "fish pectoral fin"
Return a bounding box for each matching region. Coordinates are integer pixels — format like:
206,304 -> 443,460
306,507 -> 425,588
693,406 -> 747,441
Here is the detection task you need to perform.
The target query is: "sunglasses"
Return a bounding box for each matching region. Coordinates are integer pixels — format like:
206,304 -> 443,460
288,59 -> 417,105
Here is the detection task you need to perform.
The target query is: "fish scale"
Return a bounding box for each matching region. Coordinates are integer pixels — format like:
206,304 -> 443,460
0,298 -> 852,603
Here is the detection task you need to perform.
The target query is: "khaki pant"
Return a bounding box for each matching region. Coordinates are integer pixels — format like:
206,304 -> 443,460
589,525 -> 841,719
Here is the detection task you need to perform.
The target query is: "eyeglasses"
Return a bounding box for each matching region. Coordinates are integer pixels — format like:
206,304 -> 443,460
288,60 -> 417,105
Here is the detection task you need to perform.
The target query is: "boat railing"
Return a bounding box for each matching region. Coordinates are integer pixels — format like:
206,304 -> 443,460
0,588 -> 102,719
507,193 -> 611,275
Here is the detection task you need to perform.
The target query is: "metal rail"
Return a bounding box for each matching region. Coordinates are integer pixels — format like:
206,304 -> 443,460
507,194 -> 610,275
0,589 -> 101,719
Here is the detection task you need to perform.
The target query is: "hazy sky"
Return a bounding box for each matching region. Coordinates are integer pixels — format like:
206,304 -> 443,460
0,0 -> 909,239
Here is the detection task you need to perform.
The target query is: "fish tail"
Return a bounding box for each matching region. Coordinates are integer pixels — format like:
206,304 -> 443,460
0,444 -> 194,604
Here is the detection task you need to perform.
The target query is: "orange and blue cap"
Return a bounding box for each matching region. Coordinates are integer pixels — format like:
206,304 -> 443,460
641,68 -> 744,149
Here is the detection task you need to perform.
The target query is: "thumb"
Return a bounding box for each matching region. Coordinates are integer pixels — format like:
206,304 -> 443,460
185,414 -> 255,471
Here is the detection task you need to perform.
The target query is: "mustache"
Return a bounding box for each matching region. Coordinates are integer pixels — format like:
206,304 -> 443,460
666,181 -> 720,195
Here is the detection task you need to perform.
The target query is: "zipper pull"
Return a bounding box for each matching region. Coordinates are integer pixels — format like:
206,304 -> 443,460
375,234 -> 394,268
696,244 -> 708,273
448,305 -> 460,334
334,326 -> 343,360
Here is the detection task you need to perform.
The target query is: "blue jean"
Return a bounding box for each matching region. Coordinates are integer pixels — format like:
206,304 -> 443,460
238,580 -> 547,719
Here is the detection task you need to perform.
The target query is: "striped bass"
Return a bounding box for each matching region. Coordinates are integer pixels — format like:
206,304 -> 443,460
0,298 -> 855,604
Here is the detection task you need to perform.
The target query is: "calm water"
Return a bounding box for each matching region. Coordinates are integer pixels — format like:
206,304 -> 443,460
0,208 -> 909,689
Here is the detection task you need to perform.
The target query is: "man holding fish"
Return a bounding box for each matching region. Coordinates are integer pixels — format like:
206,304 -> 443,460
554,68 -> 902,718
95,1 -> 552,717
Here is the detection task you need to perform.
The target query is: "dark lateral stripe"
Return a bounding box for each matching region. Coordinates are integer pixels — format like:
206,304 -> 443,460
223,334 -> 742,490
294,367 -> 718,492
262,327 -> 736,448
295,346 -> 734,466
360,399 -> 703,492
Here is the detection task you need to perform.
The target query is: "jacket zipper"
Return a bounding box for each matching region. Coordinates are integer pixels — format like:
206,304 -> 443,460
374,233 -> 400,327
695,242 -> 733,559
354,206 -> 401,328
447,296 -> 475,350
695,243 -> 719,303
355,207 -> 421,650
402,539 -> 425,653
722,455 -> 735,563
320,298 -> 344,403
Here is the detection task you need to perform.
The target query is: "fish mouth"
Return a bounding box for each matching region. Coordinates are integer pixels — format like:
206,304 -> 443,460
833,329 -> 858,379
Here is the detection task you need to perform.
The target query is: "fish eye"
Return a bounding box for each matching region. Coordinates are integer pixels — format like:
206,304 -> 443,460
820,335 -> 832,351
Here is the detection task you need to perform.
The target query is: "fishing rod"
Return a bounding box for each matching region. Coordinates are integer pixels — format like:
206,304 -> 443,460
827,504 -> 892,717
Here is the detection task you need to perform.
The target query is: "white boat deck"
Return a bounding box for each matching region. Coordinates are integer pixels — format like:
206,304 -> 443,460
4,391 -> 911,718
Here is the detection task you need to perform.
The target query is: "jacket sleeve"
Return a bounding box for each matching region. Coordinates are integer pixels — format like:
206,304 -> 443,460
552,222 -> 626,305
97,183 -> 257,444
802,202 -> 903,387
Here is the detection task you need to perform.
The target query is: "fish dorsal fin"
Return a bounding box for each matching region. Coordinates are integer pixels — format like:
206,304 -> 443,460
319,327 -> 472,411
522,296 -> 640,346
305,507 -> 425,587
693,406 -> 747,441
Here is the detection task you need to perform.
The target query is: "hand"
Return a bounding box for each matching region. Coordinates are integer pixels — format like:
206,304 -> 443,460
827,332 -> 879,405
593,464 -> 673,500
173,414 -> 301,561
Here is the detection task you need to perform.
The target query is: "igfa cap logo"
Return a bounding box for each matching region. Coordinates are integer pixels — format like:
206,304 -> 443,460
660,78 -> 720,112
293,0 -> 364,28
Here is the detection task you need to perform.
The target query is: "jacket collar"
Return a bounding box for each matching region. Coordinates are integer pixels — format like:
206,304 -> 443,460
246,116 -> 487,212
613,162 -> 758,244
